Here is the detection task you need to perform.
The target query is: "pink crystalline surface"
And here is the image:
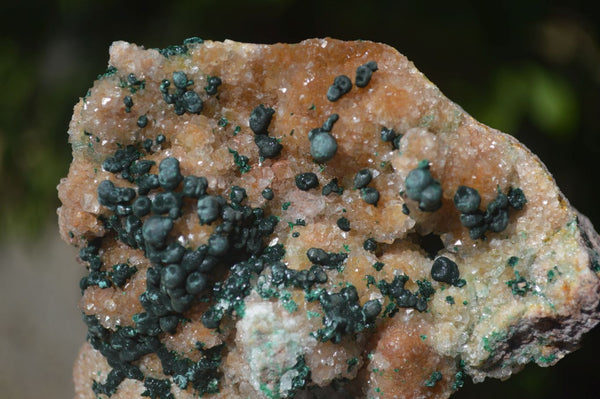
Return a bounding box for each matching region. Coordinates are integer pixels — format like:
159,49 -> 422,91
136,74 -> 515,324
59,38 -> 600,399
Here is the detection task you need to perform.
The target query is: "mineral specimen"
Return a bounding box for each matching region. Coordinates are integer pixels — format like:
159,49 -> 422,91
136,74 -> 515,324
58,37 -> 600,399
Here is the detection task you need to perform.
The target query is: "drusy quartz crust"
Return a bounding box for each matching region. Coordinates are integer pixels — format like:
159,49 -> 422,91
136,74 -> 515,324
59,38 -> 600,399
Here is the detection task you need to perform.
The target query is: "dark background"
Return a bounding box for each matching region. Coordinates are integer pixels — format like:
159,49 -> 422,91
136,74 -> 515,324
1,0 -> 599,398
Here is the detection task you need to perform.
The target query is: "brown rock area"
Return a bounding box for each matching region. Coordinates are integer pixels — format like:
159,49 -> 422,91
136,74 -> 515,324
58,38 -> 600,399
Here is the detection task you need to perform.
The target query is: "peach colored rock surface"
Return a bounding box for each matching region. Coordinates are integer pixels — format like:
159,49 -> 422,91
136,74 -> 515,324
58,38 -> 600,398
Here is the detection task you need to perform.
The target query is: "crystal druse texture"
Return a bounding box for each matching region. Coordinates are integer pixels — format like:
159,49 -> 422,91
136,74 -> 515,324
58,38 -> 600,399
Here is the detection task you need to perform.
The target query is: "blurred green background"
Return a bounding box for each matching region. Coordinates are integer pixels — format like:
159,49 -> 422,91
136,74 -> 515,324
1,0 -> 599,398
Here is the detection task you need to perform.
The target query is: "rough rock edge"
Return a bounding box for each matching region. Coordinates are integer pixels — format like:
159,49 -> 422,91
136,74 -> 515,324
470,211 -> 600,383
578,212 -> 600,268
